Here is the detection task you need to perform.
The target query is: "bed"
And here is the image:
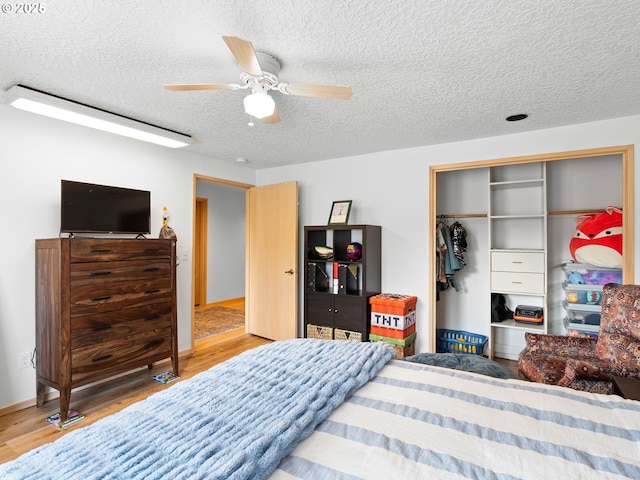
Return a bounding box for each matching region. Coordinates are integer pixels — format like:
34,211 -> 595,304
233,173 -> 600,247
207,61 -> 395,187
1,338 -> 639,479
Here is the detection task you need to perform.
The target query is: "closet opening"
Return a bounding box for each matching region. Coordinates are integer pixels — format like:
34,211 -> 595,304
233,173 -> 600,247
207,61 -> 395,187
428,145 -> 634,358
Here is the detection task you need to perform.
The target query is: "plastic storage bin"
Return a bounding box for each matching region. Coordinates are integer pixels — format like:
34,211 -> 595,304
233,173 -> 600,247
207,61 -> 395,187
562,262 -> 622,286
562,282 -> 604,305
561,262 -> 621,336
436,329 -> 488,355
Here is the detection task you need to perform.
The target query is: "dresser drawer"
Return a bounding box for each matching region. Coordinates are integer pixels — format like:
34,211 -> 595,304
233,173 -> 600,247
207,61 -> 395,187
71,328 -> 172,384
70,302 -> 173,349
70,259 -> 171,285
491,251 -> 544,273
70,238 -> 171,262
491,271 -> 544,294
70,276 -> 172,315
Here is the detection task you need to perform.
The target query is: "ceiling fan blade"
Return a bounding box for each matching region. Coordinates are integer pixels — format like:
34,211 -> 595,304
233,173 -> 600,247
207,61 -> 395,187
164,83 -> 234,91
282,83 -> 353,100
262,107 -> 280,124
222,36 -> 263,76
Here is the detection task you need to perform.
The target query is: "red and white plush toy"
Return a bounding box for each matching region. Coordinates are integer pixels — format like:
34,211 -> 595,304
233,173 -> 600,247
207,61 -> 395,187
569,206 -> 623,268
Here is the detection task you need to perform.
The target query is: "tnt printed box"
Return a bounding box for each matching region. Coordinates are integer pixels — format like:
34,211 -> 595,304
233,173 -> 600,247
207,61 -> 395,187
370,293 -> 417,333
369,293 -> 417,317
370,322 -> 416,339
370,293 -> 418,341
370,309 -> 417,330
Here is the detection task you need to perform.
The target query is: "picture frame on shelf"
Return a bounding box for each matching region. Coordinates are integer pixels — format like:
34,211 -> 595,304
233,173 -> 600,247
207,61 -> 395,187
328,200 -> 352,225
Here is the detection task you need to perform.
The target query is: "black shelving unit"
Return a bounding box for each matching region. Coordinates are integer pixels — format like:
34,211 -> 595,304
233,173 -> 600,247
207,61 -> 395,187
304,224 -> 381,341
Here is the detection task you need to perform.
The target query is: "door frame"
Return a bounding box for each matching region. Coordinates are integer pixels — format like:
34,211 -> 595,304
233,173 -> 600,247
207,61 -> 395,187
428,145 -> 635,353
191,174 -> 254,349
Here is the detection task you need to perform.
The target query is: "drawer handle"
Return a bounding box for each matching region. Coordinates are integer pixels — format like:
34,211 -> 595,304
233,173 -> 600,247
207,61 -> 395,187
511,261 -> 523,264
91,354 -> 112,363
90,249 -> 111,253
143,267 -> 160,272
90,271 -> 112,276
91,296 -> 112,302
145,339 -> 163,349
91,325 -> 112,332
144,315 -> 160,321
511,281 -> 523,284
145,289 -> 160,295
144,248 -> 161,252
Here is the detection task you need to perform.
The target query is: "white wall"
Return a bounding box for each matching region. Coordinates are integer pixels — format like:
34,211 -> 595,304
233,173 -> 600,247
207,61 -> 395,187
195,181 -> 246,304
257,114 -> 640,355
3,99 -> 640,412
0,105 -> 255,410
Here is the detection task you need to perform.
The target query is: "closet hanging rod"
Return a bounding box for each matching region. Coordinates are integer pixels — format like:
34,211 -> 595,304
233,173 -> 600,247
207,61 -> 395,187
436,213 -> 487,219
548,208 -> 607,216
436,209 -> 608,219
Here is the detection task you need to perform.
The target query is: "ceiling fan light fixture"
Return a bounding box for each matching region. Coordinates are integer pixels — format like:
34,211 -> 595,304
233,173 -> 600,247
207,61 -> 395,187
243,91 -> 275,119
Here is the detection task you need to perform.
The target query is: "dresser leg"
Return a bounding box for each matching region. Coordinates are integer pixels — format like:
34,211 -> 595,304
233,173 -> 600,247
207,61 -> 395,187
59,388 -> 71,422
172,355 -> 179,376
36,381 -> 46,408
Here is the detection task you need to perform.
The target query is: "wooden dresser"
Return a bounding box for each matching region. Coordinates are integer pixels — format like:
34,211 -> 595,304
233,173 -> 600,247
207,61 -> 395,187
35,238 -> 178,420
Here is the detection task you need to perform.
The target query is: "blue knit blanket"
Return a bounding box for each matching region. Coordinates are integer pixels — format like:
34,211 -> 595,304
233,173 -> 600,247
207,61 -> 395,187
0,339 -> 395,480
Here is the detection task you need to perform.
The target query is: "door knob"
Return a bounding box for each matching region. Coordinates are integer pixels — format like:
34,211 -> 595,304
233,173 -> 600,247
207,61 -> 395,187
284,269 -> 294,274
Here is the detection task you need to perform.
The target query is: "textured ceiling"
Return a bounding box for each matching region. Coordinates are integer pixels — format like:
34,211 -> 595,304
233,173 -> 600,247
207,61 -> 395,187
2,1 -> 640,169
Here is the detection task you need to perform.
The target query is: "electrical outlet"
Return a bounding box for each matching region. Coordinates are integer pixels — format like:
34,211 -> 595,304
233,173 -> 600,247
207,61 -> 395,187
19,351 -> 32,369
181,249 -> 189,261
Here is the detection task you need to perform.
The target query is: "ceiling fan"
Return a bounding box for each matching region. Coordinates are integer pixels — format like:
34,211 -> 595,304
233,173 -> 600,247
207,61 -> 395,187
164,36 -> 353,124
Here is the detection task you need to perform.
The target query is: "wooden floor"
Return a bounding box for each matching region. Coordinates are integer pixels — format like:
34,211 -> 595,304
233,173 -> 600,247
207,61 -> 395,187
196,297 -> 245,311
493,357 -> 519,376
0,333 -> 271,465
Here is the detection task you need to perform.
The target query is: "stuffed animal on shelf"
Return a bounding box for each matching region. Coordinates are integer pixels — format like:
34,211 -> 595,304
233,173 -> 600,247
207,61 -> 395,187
565,271 -> 587,303
569,206 -> 622,268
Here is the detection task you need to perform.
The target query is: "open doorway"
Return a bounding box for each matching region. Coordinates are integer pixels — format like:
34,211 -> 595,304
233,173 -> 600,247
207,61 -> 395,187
192,175 -> 252,347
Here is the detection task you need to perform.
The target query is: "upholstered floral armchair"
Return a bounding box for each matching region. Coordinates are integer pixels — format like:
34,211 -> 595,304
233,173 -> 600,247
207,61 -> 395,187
518,283 -> 640,394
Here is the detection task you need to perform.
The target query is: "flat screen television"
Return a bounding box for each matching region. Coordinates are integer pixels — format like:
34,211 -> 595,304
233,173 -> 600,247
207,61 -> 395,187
61,180 -> 151,234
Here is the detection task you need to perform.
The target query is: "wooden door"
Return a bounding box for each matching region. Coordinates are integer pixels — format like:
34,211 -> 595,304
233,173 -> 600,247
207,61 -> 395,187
246,181 -> 298,340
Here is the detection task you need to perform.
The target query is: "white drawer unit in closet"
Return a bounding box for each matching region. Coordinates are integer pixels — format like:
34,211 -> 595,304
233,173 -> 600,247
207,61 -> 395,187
488,162 -> 548,359
491,251 -> 544,273
491,271 -> 545,295
490,251 -> 545,294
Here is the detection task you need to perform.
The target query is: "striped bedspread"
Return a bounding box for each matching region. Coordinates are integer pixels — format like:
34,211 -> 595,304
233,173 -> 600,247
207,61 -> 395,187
272,359 -> 640,479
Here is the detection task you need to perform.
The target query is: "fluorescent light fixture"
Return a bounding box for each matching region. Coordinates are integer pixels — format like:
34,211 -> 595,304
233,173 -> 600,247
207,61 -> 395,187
6,85 -> 192,148
243,91 -> 275,119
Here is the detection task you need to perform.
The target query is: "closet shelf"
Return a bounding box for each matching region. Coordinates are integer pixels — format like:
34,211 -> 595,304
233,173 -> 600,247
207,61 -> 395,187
491,319 -> 546,332
490,248 -> 544,253
490,178 -> 544,187
489,214 -> 545,220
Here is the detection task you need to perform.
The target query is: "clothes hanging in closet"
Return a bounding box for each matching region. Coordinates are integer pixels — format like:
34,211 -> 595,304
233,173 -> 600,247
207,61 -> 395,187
436,219 -> 467,298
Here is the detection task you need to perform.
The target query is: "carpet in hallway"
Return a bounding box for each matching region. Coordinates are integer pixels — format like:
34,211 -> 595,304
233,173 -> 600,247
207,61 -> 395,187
194,306 -> 245,340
